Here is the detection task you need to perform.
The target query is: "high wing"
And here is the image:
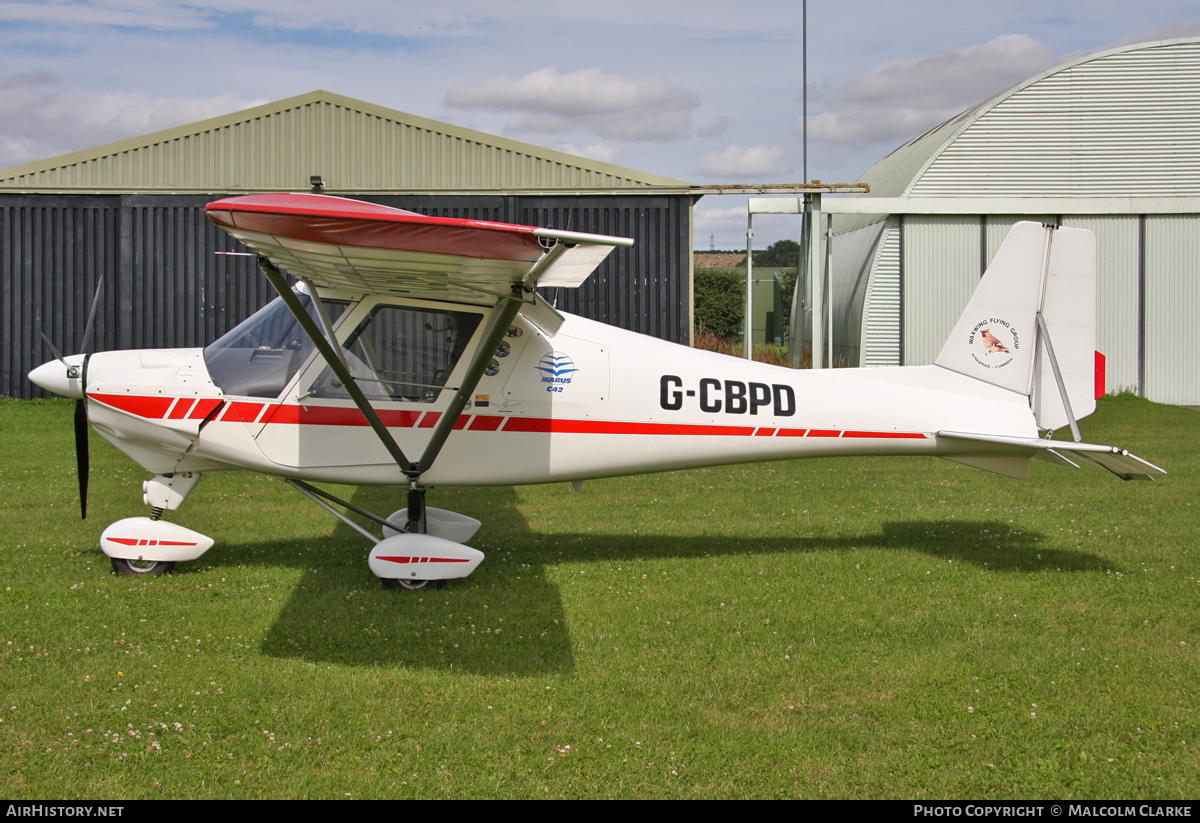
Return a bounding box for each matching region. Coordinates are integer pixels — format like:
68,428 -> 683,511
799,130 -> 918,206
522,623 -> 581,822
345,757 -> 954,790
205,193 -> 633,303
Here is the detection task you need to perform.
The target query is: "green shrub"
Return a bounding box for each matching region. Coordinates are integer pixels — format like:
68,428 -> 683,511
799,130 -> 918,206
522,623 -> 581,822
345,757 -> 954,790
693,267 -> 744,340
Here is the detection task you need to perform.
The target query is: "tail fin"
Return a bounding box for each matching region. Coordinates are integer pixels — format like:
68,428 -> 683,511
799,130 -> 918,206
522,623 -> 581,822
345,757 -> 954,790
934,222 -> 1096,432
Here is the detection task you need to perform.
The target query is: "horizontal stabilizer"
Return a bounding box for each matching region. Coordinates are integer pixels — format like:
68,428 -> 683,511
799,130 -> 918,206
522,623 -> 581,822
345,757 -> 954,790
941,453 -> 1031,479
1042,445 -> 1165,481
938,431 -> 1166,481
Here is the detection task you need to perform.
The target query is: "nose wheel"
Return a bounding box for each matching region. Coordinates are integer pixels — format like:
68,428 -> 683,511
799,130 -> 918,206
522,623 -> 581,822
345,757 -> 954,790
111,557 -> 175,576
380,577 -> 445,591
100,516 -> 213,575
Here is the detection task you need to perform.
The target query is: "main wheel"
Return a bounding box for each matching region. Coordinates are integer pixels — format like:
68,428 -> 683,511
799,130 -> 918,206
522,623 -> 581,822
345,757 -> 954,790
111,557 -> 175,577
380,577 -> 445,592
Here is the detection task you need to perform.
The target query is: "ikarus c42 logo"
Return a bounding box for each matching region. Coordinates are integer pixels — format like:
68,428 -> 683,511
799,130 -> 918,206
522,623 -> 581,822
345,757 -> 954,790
536,352 -> 577,393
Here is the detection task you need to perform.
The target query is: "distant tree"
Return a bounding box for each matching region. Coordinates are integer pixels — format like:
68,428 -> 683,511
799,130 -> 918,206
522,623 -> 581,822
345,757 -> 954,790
693,268 -> 744,340
753,239 -> 800,268
777,267 -> 799,337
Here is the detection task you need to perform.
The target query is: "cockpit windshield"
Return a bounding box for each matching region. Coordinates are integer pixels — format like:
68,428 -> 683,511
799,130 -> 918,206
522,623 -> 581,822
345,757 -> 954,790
203,294 -> 349,398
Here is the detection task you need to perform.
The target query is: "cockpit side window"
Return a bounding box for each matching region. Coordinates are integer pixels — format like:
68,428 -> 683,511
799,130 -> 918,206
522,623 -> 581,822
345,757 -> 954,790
203,294 -> 349,398
308,305 -> 483,402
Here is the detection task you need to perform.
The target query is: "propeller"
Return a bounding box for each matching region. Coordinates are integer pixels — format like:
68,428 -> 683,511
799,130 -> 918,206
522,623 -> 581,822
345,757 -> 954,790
73,276 -> 104,519
32,276 -> 106,518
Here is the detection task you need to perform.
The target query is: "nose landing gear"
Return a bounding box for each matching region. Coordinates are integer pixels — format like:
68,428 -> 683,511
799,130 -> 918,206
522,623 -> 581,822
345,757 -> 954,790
99,474 -> 212,576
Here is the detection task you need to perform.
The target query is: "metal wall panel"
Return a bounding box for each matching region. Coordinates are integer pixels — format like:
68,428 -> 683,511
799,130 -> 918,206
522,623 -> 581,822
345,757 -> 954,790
860,218 -> 901,367
1060,215 -> 1141,393
4,192 -> 690,398
4,194 -> 270,398
1143,215 -> 1200,404
823,218 -> 885,367
3,196 -> 118,399
121,196 -> 268,350
901,216 -> 981,365
517,196 -> 690,343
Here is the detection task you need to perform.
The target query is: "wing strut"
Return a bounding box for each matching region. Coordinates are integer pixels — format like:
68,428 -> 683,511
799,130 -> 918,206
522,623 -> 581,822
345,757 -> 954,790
261,241 -> 563,538
260,252 -> 544,483
258,258 -> 415,475
415,242 -> 570,474
418,285 -> 528,472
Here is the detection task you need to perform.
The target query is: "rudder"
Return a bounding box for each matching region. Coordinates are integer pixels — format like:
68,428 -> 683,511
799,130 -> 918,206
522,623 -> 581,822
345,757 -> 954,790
933,222 -> 1097,432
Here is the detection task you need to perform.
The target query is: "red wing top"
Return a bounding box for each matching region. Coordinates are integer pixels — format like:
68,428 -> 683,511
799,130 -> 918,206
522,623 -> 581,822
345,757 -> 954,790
206,193 -> 632,304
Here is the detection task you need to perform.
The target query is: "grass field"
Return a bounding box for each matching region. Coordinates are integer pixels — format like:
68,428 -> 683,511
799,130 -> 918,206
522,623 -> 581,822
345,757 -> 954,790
0,396 -> 1195,799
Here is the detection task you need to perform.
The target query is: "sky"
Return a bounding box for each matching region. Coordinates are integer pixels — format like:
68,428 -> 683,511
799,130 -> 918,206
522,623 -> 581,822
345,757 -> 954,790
1,1 -> 1199,249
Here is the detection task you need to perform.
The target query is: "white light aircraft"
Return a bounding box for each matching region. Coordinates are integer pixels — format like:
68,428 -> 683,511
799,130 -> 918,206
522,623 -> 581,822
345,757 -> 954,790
30,194 -> 1164,588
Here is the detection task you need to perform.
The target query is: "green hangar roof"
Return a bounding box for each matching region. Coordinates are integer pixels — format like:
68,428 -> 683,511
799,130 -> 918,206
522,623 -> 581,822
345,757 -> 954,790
0,89 -> 692,195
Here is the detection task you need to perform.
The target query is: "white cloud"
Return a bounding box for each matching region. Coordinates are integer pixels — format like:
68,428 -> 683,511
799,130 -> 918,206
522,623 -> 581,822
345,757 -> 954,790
692,203 -> 800,251
0,71 -> 267,166
697,116 -> 731,139
693,144 -> 792,178
800,34 -> 1058,150
692,203 -> 749,250
444,67 -> 699,141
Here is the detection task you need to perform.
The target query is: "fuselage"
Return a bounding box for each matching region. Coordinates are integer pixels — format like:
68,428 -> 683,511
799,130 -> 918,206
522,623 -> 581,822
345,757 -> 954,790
34,291 -> 1039,487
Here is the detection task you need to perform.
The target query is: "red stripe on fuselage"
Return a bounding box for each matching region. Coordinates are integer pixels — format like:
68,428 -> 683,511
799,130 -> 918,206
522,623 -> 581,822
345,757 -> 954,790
88,393 -> 174,419
841,430 -> 928,439
220,401 -> 265,423
260,404 -> 423,428
87,394 -> 930,441
168,399 -> 196,419
468,415 -> 504,431
188,399 -> 224,420
500,418 -> 757,436
417,411 -> 470,430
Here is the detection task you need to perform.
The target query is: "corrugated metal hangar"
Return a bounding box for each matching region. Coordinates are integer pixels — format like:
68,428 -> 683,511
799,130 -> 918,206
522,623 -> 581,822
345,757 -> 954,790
826,37 -> 1200,405
1,90 -> 695,399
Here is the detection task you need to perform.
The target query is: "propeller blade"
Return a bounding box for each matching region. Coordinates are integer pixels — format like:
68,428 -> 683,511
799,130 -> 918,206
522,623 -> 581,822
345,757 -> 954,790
74,398 -> 89,519
39,331 -> 70,369
80,275 -> 104,355
74,275 -> 103,520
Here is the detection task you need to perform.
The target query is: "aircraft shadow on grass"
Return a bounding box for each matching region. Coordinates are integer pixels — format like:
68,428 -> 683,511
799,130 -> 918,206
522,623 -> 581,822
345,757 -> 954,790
185,483 -> 1108,677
